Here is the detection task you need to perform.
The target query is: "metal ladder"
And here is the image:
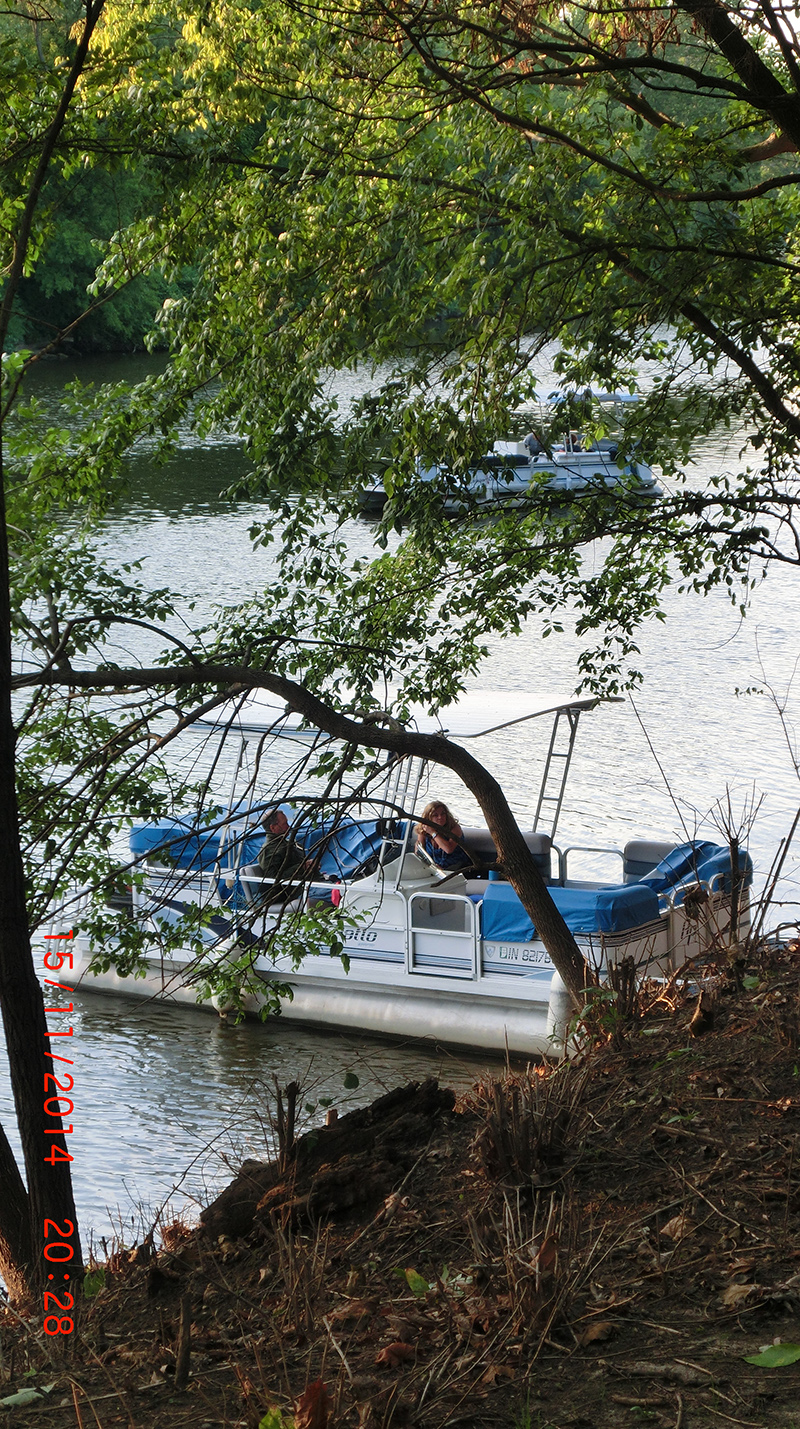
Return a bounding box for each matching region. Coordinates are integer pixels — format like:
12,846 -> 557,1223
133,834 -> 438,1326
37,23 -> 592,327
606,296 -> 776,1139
380,754 -> 424,886
532,707 -> 582,839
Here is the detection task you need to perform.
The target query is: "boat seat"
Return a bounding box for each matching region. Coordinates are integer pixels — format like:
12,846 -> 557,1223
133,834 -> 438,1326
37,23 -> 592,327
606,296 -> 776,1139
459,828 -> 553,884
482,880 -> 661,941
239,864 -> 302,910
623,840 -> 678,884
464,881 -> 490,900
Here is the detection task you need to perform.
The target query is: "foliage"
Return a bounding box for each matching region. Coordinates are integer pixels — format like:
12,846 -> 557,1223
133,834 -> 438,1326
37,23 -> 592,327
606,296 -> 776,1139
10,166 -> 180,354
6,0 -> 800,710
47,0 -> 799,698
744,1344 -> 800,1367
0,0 -> 799,1301
82,1266 -> 106,1298
190,904 -> 364,1021
0,2 -> 187,354
258,1410 -> 294,1429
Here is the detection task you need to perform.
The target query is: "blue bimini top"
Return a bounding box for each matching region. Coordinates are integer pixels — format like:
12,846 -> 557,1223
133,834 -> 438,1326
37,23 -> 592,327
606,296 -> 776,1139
481,881 -> 661,943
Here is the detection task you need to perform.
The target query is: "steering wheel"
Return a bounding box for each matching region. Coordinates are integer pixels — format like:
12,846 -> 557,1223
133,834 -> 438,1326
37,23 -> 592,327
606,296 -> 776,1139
415,841 -> 438,869
349,850 -> 382,880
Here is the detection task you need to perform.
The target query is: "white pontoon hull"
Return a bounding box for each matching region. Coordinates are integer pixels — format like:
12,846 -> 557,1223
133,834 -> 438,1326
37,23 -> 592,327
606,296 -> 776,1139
359,448 -> 660,516
53,865 -> 744,1058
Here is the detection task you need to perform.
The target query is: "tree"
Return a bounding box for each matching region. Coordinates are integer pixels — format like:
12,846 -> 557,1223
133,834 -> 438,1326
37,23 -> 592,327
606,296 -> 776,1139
73,0 -> 800,666
0,0 -> 109,1300
11,165 -> 183,353
0,0 -> 592,1285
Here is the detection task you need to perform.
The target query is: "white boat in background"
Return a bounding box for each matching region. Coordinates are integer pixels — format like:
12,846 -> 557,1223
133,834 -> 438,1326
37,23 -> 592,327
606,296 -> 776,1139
358,392 -> 662,515
50,691 -> 750,1057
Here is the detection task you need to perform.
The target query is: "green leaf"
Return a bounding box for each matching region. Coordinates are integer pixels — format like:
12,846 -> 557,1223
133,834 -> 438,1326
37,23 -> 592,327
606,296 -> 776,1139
744,1344 -> 800,1367
742,975 -> 760,990
83,1267 -> 106,1298
258,1410 -> 292,1429
404,1268 -> 430,1298
343,1071 -> 359,1089
0,1385 -> 55,1407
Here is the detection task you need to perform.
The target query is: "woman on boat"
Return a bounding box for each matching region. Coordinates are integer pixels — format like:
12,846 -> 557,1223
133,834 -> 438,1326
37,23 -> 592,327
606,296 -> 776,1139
415,801 -> 472,872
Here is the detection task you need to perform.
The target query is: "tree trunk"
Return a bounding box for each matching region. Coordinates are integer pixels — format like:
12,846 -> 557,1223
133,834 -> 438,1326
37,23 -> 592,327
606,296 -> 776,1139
0,542 -> 83,1286
0,1120 -> 34,1305
429,737 -> 588,1005
0,0 -> 106,1298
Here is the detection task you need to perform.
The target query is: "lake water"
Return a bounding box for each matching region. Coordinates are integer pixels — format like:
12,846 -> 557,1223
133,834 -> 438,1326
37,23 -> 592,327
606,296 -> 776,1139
3,351 -> 799,1241
25,987 -> 496,1250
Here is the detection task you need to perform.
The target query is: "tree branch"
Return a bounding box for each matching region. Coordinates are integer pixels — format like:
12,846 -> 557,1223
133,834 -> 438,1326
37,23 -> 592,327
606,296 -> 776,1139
674,0 -> 800,147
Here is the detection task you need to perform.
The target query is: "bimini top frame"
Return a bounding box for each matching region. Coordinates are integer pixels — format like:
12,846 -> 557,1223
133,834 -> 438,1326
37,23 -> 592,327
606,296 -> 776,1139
196,689 -> 620,843
197,689 -> 603,741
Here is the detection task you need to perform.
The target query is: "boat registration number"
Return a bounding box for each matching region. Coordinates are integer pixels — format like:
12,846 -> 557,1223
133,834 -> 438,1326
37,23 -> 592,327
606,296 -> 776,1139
485,943 -> 554,967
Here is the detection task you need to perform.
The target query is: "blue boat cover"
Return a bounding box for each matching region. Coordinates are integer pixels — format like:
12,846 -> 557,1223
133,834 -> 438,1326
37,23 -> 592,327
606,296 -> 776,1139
481,882 -> 661,943
129,808 -> 393,881
299,819 -> 390,878
129,817 -> 237,870
637,840 -> 721,893
672,846 -> 753,901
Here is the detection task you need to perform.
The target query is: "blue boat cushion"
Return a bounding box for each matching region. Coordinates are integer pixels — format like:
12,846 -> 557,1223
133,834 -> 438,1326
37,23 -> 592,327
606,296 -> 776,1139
636,840 -> 722,893
129,810 -> 395,881
129,818 -> 238,870
481,881 -> 661,943
297,819 -> 392,878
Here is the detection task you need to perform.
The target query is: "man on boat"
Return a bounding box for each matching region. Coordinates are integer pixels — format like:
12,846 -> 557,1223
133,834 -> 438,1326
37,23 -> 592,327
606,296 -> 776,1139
256,807 -> 311,886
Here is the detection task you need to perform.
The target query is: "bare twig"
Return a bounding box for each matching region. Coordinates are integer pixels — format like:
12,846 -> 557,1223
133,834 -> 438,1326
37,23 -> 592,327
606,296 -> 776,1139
174,1292 -> 192,1390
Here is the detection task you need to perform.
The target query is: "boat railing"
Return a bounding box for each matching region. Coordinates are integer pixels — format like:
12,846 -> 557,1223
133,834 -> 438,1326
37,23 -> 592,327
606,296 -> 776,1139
136,861 -> 221,919
407,891 -> 478,979
665,871 -> 741,911
559,845 -> 624,885
230,863 -> 342,910
42,886 -> 92,938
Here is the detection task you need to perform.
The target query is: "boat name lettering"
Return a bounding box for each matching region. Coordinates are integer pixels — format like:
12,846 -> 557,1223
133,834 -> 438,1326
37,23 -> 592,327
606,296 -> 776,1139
344,928 -> 378,943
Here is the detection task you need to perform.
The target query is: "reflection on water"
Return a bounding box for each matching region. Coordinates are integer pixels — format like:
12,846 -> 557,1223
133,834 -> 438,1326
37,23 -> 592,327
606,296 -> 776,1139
4,351 -> 799,1237
0,985 -> 501,1239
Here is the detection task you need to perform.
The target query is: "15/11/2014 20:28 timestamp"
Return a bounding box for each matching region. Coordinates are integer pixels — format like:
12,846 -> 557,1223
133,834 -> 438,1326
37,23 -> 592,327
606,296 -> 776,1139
41,928 -> 79,1335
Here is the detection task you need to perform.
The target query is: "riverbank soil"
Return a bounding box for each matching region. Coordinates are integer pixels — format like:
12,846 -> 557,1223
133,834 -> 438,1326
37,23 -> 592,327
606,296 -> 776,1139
6,940 -> 800,1428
